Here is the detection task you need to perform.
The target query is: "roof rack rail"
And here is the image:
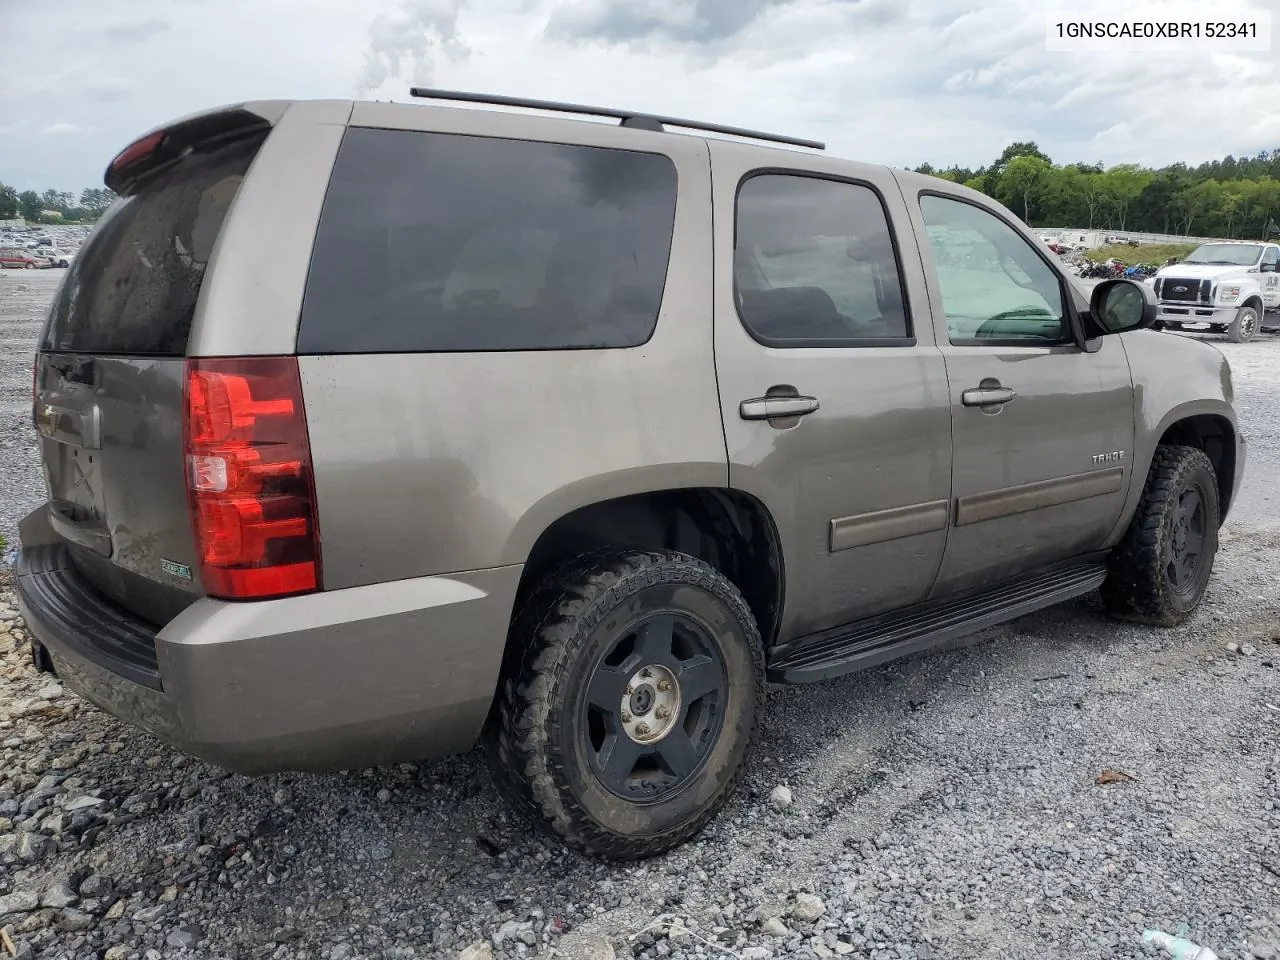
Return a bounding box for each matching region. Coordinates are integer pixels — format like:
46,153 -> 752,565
407,87 -> 825,151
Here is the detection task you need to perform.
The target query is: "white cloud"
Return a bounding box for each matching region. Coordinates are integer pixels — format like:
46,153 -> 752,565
37,123 -> 87,137
0,0 -> 1275,192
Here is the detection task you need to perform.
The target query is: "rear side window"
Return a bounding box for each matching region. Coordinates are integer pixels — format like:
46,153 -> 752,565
296,128 -> 678,353
41,132 -> 266,356
734,173 -> 911,345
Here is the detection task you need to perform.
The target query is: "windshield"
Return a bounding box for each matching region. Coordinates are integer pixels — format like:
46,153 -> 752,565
1183,243 -> 1263,266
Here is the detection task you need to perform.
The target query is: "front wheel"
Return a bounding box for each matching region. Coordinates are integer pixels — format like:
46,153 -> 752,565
1227,305 -> 1260,342
1101,445 -> 1219,626
485,549 -> 764,859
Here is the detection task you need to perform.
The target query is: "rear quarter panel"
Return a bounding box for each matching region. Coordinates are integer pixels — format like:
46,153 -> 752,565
1109,329 -> 1239,540
300,107 -> 725,588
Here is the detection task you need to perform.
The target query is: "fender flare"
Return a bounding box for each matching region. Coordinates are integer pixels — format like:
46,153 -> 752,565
1109,398 -> 1239,543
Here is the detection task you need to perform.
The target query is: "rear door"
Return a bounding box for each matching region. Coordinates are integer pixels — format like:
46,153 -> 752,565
710,143 -> 952,641
33,106 -> 289,624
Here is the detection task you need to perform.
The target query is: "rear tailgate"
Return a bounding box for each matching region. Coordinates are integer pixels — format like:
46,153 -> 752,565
34,112 -> 272,625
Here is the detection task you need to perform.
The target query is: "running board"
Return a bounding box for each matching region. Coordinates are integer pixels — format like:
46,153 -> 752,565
767,558 -> 1108,684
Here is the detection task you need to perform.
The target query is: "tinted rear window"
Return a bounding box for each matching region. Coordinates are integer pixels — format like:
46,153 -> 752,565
296,128 -> 679,353
41,131 -> 266,356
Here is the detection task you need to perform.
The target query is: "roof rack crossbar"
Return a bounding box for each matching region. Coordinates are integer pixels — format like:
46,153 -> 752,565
407,87 -> 825,150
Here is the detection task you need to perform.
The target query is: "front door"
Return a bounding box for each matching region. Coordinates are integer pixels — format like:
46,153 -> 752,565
902,186 -> 1137,597
1262,245 -> 1280,309
711,143 -> 953,641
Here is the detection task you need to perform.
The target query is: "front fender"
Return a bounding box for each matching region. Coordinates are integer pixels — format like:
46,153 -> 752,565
1108,330 -> 1243,541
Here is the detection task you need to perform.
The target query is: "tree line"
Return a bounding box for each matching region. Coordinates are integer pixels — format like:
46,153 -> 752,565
0,184 -> 116,223
916,142 -> 1280,240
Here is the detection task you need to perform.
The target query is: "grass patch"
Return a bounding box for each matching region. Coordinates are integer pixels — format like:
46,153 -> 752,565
1092,242 -> 1198,263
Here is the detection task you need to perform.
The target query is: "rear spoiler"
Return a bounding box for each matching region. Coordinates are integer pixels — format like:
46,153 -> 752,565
104,102 -> 289,196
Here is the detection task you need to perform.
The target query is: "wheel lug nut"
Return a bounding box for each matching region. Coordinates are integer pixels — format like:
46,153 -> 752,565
640,667 -> 652,679
635,722 -> 650,735
655,706 -> 670,719
657,680 -> 672,692
621,711 -> 632,723
625,685 -> 634,695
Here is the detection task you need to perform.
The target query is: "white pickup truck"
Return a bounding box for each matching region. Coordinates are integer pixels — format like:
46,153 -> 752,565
1153,240 -> 1280,341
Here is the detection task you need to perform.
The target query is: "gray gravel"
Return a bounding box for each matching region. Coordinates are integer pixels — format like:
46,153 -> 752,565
3,270 -> 1280,960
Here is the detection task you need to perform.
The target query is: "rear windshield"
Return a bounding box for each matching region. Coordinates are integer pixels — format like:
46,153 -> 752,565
296,128 -> 679,353
41,131 -> 267,356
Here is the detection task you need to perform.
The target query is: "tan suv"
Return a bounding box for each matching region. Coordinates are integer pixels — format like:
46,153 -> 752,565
16,90 -> 1244,859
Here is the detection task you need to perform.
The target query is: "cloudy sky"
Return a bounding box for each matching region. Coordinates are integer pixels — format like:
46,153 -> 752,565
2,0 -> 1277,193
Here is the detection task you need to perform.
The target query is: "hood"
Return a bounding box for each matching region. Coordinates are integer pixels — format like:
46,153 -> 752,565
1156,262 -> 1252,279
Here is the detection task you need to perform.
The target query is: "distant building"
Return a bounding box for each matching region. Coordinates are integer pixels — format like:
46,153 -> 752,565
39,210 -> 64,220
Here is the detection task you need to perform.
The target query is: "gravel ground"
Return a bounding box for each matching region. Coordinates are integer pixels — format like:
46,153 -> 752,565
2,269 -> 1280,960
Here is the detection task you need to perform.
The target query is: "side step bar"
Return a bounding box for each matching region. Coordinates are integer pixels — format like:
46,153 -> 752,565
767,557 -> 1108,683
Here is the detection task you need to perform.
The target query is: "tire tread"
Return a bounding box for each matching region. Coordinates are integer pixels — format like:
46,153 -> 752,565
1100,444 -> 1218,626
483,549 -> 764,859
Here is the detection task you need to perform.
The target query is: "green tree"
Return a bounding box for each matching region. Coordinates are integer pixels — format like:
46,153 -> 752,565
1074,171 -> 1109,229
907,143 -> 1280,236
0,183 -> 17,219
1177,180 -> 1222,236
1220,182 -> 1245,237
985,141 -> 1052,194
1101,165 -> 1151,231
1242,179 -> 1280,239
997,155 -> 1051,224
78,187 -> 115,216
18,191 -> 41,221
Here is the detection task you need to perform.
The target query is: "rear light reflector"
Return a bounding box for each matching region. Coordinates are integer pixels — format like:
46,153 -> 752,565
183,357 -> 321,600
110,131 -> 166,173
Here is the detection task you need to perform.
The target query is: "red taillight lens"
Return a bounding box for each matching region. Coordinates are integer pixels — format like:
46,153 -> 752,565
183,357 -> 321,600
110,130 -> 166,173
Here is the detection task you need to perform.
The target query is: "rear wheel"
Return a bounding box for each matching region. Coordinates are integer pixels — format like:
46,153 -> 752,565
1227,305 -> 1260,342
485,549 -> 763,859
1101,445 -> 1219,626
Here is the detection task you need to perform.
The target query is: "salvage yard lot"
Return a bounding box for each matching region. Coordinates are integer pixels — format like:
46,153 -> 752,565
2,268 -> 1280,960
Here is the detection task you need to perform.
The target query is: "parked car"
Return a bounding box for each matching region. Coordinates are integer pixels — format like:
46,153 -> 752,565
0,247 -> 49,268
1153,240 -> 1280,340
16,92 -> 1244,860
35,246 -> 74,268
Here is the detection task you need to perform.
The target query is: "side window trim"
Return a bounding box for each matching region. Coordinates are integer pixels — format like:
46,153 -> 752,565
916,188 -> 1077,349
732,168 -> 917,350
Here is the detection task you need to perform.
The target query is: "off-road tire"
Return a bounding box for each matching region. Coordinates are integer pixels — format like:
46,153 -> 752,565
484,549 -> 764,859
1100,444 -> 1219,626
1227,305 -> 1260,343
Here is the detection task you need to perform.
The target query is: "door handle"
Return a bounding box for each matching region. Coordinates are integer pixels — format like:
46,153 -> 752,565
961,386 -> 1017,408
739,396 -> 820,420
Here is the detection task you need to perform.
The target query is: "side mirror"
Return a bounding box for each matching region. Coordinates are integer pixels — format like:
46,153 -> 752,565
1261,262 -> 1277,273
1090,278 -> 1158,334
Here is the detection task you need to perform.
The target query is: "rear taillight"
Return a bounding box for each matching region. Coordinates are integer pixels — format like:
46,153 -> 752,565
183,357 -> 321,600
110,131 -> 166,174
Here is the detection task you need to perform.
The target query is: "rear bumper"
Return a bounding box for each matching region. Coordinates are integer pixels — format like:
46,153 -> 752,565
14,506 -> 520,775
